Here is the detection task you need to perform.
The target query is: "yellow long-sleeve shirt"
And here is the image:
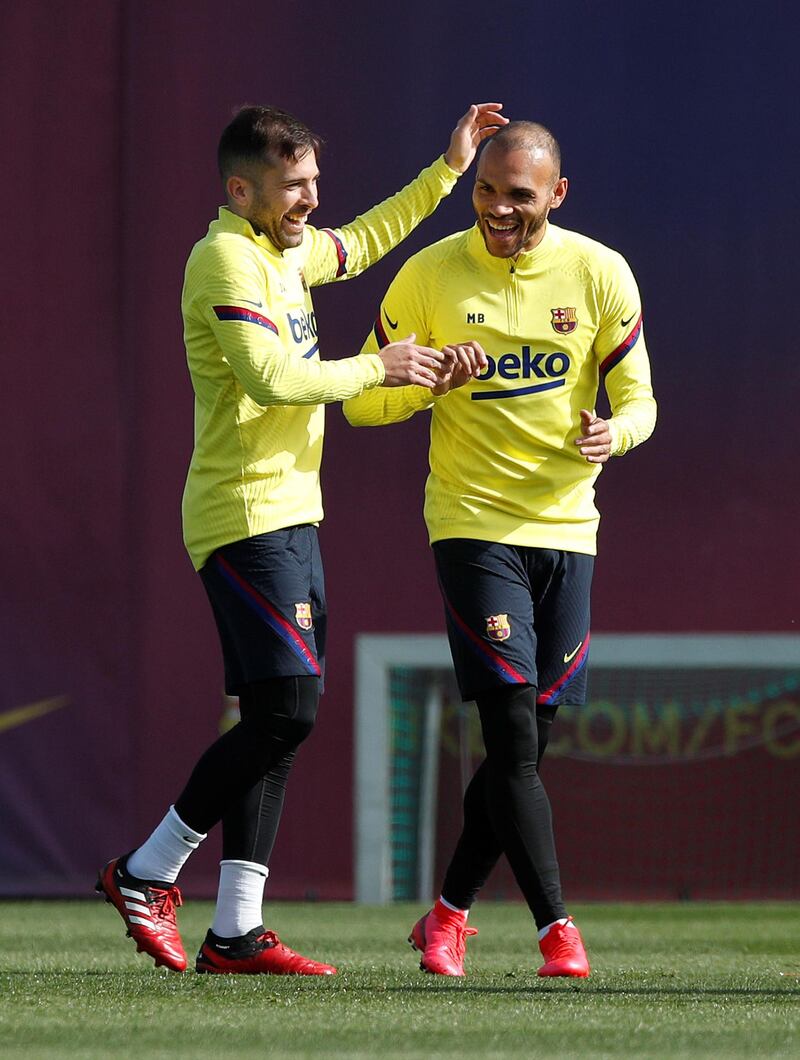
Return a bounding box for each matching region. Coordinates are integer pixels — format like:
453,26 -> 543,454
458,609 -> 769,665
344,222 -> 656,555
181,155 -> 459,569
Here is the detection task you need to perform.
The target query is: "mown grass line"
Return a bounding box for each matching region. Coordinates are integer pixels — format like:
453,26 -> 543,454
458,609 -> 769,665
0,901 -> 797,1058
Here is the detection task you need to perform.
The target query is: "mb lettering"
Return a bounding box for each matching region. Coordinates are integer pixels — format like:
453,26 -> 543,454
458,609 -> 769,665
478,346 -> 570,381
287,309 -> 318,344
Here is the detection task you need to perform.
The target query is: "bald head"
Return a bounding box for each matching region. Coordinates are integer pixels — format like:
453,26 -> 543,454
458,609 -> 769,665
472,121 -> 568,258
481,121 -> 561,182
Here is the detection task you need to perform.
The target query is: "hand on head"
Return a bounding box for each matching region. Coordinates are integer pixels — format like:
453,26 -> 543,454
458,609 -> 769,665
444,103 -> 509,174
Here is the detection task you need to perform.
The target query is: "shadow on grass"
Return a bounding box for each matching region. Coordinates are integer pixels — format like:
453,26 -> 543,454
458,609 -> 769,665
2,971 -> 797,1002
382,984 -> 800,999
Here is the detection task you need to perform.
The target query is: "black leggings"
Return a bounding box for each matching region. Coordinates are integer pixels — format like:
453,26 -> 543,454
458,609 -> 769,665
441,684 -> 566,928
174,675 -> 319,866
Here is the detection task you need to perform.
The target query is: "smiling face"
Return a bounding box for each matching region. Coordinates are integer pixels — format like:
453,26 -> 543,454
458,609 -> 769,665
227,148 -> 320,251
473,143 -> 568,258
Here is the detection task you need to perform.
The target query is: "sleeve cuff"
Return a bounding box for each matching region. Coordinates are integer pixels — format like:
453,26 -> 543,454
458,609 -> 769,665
433,154 -> 462,184
608,417 -> 632,457
608,418 -> 620,455
408,386 -> 438,411
361,352 -> 386,387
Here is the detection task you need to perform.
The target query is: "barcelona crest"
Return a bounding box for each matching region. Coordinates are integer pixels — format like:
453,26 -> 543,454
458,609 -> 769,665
295,602 -> 313,630
486,614 -> 511,641
550,307 -> 578,334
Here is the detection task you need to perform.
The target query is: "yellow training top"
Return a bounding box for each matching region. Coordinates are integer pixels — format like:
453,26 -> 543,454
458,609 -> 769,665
343,222 -> 656,555
181,155 -> 459,569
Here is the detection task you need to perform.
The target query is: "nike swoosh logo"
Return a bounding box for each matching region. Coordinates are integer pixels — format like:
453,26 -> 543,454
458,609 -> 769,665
384,309 -> 398,330
0,695 -> 70,734
621,313 -> 636,327
563,642 -> 583,664
240,298 -> 264,308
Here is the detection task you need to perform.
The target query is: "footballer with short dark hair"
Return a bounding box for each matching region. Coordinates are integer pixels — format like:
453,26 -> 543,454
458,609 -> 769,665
95,100 -> 507,975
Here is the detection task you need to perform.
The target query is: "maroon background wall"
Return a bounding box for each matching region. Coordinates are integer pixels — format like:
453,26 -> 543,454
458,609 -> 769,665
2,0 -> 798,896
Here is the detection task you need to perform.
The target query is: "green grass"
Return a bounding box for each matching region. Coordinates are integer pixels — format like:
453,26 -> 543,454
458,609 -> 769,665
0,901 -> 798,1058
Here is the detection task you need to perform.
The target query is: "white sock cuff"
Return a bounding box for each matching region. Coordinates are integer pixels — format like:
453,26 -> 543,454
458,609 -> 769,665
439,895 -> 468,917
219,859 -> 269,878
537,917 -> 571,941
127,807 -> 204,883
212,859 -> 269,938
168,805 -> 207,846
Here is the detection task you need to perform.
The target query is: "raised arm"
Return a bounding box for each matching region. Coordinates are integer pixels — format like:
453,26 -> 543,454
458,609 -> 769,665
303,104 -> 507,287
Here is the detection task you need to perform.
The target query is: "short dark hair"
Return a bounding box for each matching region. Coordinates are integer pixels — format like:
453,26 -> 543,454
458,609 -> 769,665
217,105 -> 323,180
485,121 -> 561,179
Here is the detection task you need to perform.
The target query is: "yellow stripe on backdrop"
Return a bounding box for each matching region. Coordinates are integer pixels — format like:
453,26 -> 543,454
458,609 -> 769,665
0,696 -> 70,735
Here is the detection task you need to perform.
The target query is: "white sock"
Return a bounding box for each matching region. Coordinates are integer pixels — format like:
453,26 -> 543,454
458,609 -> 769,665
126,806 -> 206,883
538,917 -> 572,941
211,859 -> 269,938
438,895 -> 468,918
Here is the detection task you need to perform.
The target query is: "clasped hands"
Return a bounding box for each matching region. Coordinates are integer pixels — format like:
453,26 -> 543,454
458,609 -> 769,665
377,335 -> 612,462
377,334 -> 486,391
432,341 -> 488,396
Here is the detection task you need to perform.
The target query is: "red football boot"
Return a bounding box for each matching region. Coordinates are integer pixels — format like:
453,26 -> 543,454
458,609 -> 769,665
537,917 -> 590,977
95,855 -> 187,972
196,927 -> 337,975
407,910 -> 430,954
408,902 -> 478,977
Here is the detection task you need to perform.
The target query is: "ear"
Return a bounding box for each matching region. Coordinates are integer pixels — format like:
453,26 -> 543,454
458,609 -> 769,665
549,176 -> 569,211
226,174 -> 251,207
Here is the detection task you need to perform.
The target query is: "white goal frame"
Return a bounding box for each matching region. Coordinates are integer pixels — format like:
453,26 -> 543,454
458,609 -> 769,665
353,632 -> 800,904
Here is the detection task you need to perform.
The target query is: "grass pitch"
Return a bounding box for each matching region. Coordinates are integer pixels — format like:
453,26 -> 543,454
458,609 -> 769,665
0,900 -> 797,1058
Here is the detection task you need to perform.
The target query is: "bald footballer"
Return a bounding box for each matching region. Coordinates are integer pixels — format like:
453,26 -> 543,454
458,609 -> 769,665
344,121 -> 656,978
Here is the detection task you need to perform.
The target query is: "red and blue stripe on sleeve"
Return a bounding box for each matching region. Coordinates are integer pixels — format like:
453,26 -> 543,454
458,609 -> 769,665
600,314 -> 642,376
321,229 -> 348,277
373,310 -> 390,348
213,306 -> 279,334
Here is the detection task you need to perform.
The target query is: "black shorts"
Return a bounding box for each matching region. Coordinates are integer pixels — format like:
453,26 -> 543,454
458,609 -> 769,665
199,526 -> 326,695
433,538 -> 593,705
